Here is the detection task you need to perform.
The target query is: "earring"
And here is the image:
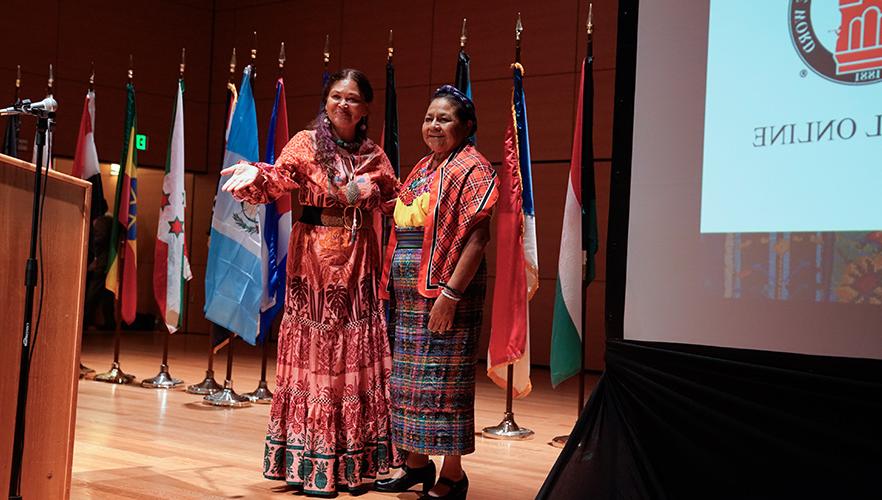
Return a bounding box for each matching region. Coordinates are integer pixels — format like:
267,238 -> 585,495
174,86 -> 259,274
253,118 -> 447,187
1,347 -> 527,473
359,122 -> 367,131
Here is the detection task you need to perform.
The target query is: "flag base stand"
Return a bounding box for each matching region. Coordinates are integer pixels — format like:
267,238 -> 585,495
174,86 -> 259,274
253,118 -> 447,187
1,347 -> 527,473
243,380 -> 273,404
187,369 -> 222,395
243,338 -> 273,403
94,362 -> 135,384
482,412 -> 534,440
550,435 -> 568,448
481,365 -> 533,440
141,364 -> 183,389
79,363 -> 95,379
203,380 -> 250,408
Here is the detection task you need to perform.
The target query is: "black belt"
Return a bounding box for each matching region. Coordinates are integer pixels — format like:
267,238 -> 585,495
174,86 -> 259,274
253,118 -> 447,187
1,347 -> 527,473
300,206 -> 343,226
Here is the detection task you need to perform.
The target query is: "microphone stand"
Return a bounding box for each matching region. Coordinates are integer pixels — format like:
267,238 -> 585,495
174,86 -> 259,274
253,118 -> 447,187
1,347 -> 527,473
8,109 -> 52,500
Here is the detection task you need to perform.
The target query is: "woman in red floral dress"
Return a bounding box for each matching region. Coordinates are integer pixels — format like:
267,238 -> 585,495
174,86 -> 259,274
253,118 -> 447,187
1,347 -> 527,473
222,69 -> 401,496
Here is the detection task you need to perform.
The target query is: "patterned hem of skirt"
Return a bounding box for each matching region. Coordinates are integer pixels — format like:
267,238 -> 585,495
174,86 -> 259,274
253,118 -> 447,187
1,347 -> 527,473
394,443 -> 476,457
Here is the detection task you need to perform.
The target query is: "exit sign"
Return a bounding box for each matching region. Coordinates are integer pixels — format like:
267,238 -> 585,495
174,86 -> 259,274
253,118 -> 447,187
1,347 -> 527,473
135,134 -> 148,151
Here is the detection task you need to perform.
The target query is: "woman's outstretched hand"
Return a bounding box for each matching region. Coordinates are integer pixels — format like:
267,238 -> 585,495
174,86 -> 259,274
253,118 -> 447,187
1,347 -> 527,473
221,162 -> 259,194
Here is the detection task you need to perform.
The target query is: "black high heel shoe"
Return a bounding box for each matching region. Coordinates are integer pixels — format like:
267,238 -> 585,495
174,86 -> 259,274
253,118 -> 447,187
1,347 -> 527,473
374,461 -> 437,493
419,472 -> 468,500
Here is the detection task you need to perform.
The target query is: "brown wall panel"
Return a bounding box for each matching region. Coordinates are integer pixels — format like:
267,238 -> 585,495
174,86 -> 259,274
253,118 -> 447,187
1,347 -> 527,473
1,1 -> 59,74
389,85 -> 434,167
592,68 -> 616,160
212,0 -> 345,102
430,0 -> 579,84
586,281 -> 606,370
339,0 -> 434,88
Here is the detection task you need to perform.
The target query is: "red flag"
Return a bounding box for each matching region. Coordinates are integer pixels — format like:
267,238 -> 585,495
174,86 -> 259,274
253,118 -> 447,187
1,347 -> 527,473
488,63 -> 535,398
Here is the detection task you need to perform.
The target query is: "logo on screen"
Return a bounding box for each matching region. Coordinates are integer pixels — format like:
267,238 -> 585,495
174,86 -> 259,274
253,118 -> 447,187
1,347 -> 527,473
790,0 -> 882,85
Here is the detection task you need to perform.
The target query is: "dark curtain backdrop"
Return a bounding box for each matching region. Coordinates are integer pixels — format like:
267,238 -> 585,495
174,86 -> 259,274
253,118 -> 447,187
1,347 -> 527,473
537,340 -> 882,500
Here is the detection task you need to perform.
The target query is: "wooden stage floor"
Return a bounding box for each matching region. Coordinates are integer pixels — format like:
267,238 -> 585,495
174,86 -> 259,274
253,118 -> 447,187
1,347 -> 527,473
72,331 -> 595,499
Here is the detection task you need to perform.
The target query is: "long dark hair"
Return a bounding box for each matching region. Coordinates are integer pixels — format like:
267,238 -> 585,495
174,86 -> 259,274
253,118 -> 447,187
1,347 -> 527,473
309,68 -> 374,168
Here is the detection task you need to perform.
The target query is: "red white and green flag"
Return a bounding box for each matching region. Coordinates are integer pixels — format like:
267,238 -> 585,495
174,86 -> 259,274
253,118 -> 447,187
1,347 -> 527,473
550,53 -> 597,387
154,79 -> 192,333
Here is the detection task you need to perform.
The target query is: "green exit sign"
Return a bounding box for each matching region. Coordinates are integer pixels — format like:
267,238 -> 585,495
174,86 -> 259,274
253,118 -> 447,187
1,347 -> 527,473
135,134 -> 148,151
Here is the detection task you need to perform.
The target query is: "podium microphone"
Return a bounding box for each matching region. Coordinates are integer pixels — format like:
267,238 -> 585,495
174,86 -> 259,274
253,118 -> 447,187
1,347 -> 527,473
0,97 -> 58,116
0,99 -> 29,116
26,96 -> 58,113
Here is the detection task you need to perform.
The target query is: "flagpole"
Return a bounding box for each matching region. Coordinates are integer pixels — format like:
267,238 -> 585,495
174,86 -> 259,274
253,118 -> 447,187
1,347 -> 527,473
578,3 -> 594,416
482,13 -> 534,442
244,41 -> 287,405
204,330 -> 250,407
142,49 -> 188,389
80,63 -> 98,380
188,47 -> 237,396
552,3 -> 593,449
95,56 -> 137,385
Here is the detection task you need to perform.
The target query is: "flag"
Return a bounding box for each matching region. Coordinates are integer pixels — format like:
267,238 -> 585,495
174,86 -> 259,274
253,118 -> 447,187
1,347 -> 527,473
488,62 -> 536,398
379,56 -> 400,249
550,50 -> 597,387
2,101 -> 19,157
204,65 -> 263,345
153,79 -> 192,333
105,82 -> 139,325
382,58 -> 400,177
454,48 -> 477,144
454,48 -> 471,98
209,80 -> 240,352
72,90 -> 109,223
258,76 -> 291,343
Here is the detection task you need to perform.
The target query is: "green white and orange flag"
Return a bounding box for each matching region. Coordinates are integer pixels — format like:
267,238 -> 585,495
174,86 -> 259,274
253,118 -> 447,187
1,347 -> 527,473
153,79 -> 192,333
550,51 -> 597,387
106,82 -> 139,325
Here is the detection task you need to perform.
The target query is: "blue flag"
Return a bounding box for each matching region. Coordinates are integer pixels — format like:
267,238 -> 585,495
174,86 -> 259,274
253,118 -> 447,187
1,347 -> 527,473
204,65 -> 264,345
258,77 -> 291,344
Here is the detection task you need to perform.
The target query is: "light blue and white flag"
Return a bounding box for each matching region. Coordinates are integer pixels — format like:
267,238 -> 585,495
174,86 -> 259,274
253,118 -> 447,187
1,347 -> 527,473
204,65 -> 264,345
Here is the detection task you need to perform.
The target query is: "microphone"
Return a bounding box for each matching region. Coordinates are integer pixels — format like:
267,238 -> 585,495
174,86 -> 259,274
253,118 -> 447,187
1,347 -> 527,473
25,96 -> 58,113
0,99 -> 30,116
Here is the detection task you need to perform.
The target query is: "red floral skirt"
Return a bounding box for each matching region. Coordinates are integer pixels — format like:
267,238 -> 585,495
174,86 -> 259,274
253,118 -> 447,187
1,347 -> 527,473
263,221 -> 401,495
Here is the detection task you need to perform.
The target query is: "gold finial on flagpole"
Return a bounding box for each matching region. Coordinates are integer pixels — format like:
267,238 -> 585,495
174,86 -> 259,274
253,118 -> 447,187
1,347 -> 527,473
251,31 -> 257,79
278,42 -> 286,73
15,65 -> 21,99
587,3 -> 593,36
387,29 -> 394,61
128,54 -> 134,84
228,47 -> 237,83
180,48 -> 186,78
89,61 -> 95,92
323,34 -> 331,68
460,18 -> 468,48
515,12 -> 523,63
47,63 -> 54,96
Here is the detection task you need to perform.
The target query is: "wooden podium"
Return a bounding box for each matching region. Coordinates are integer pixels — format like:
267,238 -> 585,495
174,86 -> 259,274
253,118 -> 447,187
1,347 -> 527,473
0,153 -> 91,499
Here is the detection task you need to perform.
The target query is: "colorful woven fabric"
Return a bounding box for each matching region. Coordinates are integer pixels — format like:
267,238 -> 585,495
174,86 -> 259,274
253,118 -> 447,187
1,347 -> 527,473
388,228 -> 486,456
238,130 -> 402,495
380,145 -> 497,299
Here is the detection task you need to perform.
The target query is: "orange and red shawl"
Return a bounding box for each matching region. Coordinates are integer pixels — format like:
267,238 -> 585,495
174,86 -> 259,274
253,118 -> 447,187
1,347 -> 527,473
380,144 -> 498,299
